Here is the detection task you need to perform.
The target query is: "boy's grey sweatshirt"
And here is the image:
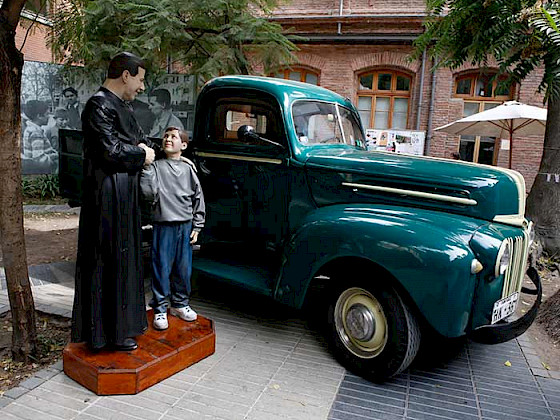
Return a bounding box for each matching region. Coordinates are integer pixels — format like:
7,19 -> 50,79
140,159 -> 205,231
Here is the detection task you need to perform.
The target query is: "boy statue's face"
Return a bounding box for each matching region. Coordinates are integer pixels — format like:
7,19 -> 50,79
162,129 -> 187,158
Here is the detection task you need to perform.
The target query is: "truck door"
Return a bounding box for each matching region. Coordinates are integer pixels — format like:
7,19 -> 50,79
193,91 -> 290,277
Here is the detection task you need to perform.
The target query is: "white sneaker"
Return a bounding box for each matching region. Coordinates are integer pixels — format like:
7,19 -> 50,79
170,306 -> 197,322
153,312 -> 168,330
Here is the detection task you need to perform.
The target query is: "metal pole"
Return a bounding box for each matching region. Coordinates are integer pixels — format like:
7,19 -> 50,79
338,0 -> 344,34
424,57 -> 438,156
415,48 -> 427,130
509,125 -> 513,169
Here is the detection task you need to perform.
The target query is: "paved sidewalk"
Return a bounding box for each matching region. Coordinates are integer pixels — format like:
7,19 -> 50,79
0,260 -> 559,419
23,204 -> 80,214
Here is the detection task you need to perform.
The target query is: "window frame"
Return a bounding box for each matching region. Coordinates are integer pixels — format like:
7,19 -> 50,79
454,73 -> 513,101
453,71 -> 515,165
206,96 -> 287,156
271,67 -> 320,85
459,100 -> 503,165
356,70 -> 412,130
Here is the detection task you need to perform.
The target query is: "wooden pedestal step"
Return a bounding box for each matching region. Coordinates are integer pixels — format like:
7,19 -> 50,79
63,311 -> 215,395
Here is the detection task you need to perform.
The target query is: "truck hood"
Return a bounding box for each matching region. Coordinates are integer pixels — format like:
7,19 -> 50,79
302,147 -> 526,226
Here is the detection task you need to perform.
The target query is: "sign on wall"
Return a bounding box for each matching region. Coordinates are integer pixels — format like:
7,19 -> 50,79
365,129 -> 425,156
20,60 -> 195,175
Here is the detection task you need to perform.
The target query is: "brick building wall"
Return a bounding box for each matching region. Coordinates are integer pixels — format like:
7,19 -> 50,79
271,1 -> 546,191
15,17 -> 53,63
15,1 -> 546,190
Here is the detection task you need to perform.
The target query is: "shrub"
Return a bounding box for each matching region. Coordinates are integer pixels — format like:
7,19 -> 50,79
22,175 -> 60,200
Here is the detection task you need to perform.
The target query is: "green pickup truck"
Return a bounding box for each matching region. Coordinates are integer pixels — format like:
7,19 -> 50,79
60,75 -> 541,382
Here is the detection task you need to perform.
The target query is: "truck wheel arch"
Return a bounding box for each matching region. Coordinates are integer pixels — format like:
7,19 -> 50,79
303,256 -> 423,380
302,256 -> 423,324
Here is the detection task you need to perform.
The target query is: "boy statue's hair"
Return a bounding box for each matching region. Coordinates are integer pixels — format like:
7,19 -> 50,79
165,126 -> 189,144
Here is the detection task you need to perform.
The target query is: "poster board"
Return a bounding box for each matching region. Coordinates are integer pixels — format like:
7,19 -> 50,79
365,129 -> 426,156
20,60 -> 195,175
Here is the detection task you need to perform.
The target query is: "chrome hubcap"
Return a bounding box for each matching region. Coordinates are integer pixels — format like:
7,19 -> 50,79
345,303 -> 375,341
334,287 -> 388,359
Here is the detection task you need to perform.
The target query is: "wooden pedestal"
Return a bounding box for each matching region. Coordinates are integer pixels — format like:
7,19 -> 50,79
63,311 -> 215,395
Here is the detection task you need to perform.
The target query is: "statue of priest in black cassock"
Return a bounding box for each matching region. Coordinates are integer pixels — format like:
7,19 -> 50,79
71,52 -> 156,351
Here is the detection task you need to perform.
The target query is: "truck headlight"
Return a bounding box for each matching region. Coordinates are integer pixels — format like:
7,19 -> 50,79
495,240 -> 511,277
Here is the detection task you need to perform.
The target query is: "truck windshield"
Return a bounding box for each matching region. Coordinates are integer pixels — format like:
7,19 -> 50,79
293,101 -> 365,149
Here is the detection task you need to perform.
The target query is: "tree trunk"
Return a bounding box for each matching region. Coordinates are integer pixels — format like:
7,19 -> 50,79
537,286 -> 560,343
526,97 -> 560,256
0,6 -> 38,362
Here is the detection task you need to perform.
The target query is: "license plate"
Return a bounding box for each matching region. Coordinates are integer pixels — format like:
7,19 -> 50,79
491,292 -> 519,324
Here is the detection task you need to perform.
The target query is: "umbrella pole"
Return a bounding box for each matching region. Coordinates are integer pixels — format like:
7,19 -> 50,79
508,127 -> 513,169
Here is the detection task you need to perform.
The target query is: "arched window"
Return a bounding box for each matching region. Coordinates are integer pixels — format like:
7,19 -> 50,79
454,72 -> 514,165
272,67 -> 319,85
357,70 -> 412,130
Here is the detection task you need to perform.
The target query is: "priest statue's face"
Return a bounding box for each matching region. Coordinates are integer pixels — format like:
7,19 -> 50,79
122,67 -> 146,101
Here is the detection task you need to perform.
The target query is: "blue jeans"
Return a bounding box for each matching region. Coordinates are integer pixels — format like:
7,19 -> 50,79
150,221 -> 193,314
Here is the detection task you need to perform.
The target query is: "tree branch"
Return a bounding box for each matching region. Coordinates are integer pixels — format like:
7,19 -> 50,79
19,0 -> 48,52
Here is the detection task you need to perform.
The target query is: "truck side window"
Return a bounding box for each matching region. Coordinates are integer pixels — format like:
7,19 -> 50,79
210,100 -> 281,149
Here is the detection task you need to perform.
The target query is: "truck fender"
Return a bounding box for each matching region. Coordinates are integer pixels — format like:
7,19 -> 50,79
276,204 -> 483,338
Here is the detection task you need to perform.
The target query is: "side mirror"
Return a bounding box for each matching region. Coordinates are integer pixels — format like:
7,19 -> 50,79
237,125 -> 257,142
237,124 -> 285,150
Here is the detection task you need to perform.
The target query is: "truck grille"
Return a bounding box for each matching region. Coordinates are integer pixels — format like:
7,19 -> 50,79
501,232 -> 530,298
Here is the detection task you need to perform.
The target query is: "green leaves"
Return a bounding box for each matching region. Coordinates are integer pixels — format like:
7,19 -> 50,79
49,0 -> 297,81
414,0 -> 560,103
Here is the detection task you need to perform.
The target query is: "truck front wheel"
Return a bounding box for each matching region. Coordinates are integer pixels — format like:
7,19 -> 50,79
328,285 -> 421,382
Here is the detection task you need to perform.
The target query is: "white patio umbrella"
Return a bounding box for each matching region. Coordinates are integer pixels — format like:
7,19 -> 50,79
435,101 -> 547,168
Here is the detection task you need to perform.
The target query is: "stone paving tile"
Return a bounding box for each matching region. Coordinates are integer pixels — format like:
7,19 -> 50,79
3,401 -> 64,420
108,393 -> 174,414
15,393 -> 81,419
41,374 -> 97,400
74,414 -> 104,420
338,382 -> 407,407
175,390 -> 250,417
95,396 -> 164,420
270,372 -> 341,400
474,377 -> 543,399
170,398 -> 246,420
407,402 -> 480,420
330,398 -> 406,419
409,373 -> 476,394
3,258 -> 560,420
252,389 -> 332,420
329,338 -> 560,420
34,367 -> 61,380
480,399 -> 551,419
477,388 -> 547,408
18,376 -> 45,390
246,408 -> 312,420
408,395 -> 478,416
83,403 -> 146,420
410,386 -> 477,408
330,407 -> 405,420
4,386 -> 30,401
27,387 -> 94,411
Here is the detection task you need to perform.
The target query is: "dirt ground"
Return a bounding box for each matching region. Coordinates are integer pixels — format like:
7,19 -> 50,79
529,265 -> 560,371
0,211 -> 558,393
0,212 -> 78,394
0,212 -> 79,267
0,311 -> 71,394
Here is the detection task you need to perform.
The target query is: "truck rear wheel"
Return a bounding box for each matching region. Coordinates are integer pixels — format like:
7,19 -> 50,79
327,284 -> 421,382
